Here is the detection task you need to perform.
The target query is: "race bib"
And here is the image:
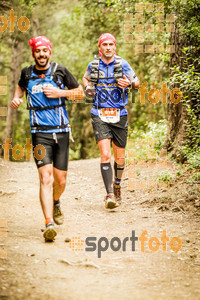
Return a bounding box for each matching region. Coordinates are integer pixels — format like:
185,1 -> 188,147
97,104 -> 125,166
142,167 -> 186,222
98,108 -> 120,123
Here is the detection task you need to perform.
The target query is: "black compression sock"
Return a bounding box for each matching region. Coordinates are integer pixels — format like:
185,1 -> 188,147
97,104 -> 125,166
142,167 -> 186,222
100,163 -> 113,194
54,200 -> 60,206
114,161 -> 125,185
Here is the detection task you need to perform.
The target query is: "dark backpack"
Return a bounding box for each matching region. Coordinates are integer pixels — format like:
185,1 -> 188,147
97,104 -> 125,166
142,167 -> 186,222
90,56 -> 123,85
24,62 -> 63,91
25,62 -> 65,112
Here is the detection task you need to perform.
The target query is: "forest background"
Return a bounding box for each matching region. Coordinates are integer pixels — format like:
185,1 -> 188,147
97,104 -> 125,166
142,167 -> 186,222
0,0 -> 199,169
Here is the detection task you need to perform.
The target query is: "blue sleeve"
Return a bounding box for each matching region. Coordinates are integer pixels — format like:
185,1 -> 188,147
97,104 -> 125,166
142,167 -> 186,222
122,59 -> 138,82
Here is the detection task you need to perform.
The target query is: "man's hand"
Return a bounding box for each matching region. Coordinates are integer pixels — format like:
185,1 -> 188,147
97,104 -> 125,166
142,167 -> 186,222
85,85 -> 96,98
43,86 -> 63,98
10,97 -> 23,109
117,75 -> 131,89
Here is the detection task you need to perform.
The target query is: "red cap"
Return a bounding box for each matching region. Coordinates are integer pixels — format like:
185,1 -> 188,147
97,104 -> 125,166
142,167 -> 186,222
98,33 -> 116,56
98,33 -> 116,47
28,36 -> 52,57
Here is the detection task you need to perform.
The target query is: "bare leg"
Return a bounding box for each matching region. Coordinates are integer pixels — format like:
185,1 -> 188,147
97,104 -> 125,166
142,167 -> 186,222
97,138 -> 112,163
53,168 -> 67,201
112,142 -> 125,165
38,164 -> 53,219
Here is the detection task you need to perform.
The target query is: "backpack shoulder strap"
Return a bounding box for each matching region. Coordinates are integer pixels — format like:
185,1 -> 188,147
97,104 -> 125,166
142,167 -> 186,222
90,57 -> 100,85
90,56 -> 123,83
51,62 -> 63,88
50,62 -> 58,76
114,56 -> 123,80
24,65 -> 34,89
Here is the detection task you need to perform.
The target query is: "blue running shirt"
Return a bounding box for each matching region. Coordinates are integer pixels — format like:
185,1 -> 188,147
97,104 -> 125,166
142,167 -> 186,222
19,63 -> 79,133
84,56 -> 138,116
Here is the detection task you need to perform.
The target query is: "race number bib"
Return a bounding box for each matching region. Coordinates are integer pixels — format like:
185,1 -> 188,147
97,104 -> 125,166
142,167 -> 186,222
98,108 -> 120,123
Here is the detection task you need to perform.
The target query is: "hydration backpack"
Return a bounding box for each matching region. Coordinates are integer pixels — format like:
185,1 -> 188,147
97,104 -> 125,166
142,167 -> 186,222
24,62 -> 66,112
90,56 -> 123,85
24,62 -> 63,90
24,62 -> 69,131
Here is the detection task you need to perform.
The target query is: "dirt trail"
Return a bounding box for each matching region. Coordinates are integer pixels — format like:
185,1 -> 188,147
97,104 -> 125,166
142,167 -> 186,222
0,158 -> 199,300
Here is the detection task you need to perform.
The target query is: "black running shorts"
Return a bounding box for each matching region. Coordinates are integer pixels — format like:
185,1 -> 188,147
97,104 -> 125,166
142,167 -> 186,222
91,114 -> 128,148
31,132 -> 69,170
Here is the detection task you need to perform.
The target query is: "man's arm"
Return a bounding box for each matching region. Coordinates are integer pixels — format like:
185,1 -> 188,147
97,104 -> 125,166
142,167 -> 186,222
82,76 -> 90,89
66,84 -> 85,100
43,65 -> 85,100
43,84 -> 85,100
118,60 -> 140,90
82,76 -> 96,98
129,78 -> 140,90
114,75 -> 140,90
10,85 -> 25,109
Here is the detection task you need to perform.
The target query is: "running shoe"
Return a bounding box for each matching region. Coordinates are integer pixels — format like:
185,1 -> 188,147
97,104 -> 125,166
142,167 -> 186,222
43,222 -> 57,241
105,193 -> 119,209
53,203 -> 64,225
113,183 -> 122,205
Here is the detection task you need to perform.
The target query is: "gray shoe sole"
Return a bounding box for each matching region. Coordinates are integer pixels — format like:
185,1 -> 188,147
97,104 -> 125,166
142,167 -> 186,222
53,216 -> 64,225
53,206 -> 64,225
105,199 -> 119,209
43,226 -> 57,241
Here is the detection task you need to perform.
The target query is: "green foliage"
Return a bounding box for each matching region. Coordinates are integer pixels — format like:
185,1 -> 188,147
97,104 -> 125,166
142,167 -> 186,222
157,170 -> 174,182
170,46 -> 200,168
142,120 -> 167,151
0,0 -> 36,150
1,0 -> 199,162
188,171 -> 200,183
171,0 -> 200,44
127,120 -> 167,160
50,0 -> 170,159
180,148 -> 200,169
167,0 -> 200,168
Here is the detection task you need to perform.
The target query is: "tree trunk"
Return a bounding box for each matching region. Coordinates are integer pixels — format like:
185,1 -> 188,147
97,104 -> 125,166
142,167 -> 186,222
163,22 -> 187,162
32,18 -> 40,36
6,39 -> 23,159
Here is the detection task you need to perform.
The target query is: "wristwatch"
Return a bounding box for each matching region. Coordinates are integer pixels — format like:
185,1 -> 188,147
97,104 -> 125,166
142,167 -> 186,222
128,80 -> 137,90
85,84 -> 92,90
128,75 -> 138,89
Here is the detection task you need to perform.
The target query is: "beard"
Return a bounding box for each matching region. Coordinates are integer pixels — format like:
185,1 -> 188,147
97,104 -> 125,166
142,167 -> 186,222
34,56 -> 49,68
102,51 -> 115,59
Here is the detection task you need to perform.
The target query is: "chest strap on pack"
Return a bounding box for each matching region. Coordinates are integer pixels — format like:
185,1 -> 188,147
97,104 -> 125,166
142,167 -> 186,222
27,102 -> 65,111
31,124 -> 69,131
93,105 -> 125,110
25,62 -> 63,97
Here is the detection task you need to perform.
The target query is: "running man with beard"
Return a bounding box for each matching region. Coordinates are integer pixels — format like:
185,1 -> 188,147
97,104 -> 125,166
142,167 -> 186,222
10,36 -> 84,241
83,33 -> 139,209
